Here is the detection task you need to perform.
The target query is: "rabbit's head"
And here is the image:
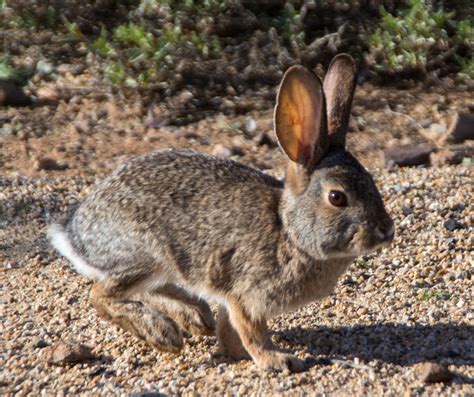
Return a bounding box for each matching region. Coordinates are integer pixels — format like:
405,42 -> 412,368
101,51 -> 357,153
275,54 -> 394,260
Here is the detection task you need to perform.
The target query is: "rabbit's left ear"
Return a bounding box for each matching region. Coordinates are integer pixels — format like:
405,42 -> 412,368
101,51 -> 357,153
323,54 -> 357,148
274,65 -> 328,168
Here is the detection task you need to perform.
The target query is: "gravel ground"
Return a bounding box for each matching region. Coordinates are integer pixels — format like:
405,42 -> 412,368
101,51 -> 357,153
1,159 -> 473,396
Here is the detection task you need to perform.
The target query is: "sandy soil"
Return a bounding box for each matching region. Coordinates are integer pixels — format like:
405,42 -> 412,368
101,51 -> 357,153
1,66 -> 473,395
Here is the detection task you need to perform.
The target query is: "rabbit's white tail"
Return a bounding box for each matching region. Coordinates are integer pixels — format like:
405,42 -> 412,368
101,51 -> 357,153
48,223 -> 106,281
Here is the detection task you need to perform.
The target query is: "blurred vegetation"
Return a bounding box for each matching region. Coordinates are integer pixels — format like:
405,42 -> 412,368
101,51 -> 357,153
0,0 -> 472,91
0,54 -> 31,85
367,0 -> 473,79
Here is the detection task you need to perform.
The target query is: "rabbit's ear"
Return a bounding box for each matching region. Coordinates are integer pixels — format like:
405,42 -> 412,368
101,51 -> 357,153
274,65 -> 327,168
323,54 -> 357,147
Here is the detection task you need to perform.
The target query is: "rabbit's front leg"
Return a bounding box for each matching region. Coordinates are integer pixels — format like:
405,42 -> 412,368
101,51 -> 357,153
227,301 -> 305,372
217,306 -> 249,360
90,281 -> 183,352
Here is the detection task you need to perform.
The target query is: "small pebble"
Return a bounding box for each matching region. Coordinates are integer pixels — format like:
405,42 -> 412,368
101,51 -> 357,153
46,341 -> 95,365
36,60 -> 55,76
212,144 -> 233,158
33,157 -> 68,171
416,362 -> 454,384
443,219 -> 463,231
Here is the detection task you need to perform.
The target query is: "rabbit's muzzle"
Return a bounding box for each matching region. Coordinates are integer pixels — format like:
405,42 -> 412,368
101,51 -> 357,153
343,216 -> 395,257
367,215 -> 395,252
375,217 -> 395,244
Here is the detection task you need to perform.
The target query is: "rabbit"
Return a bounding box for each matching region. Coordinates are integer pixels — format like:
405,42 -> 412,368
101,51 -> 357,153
48,54 -> 394,372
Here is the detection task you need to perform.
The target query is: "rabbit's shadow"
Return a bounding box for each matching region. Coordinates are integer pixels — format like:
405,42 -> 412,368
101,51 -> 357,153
273,322 -> 474,367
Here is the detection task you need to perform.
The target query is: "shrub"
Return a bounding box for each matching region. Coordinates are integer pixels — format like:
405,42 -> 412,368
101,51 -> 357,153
1,0 -> 471,92
366,0 -> 473,79
0,54 -> 30,85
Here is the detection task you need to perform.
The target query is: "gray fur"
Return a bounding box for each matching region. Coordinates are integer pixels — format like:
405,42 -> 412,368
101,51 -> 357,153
49,55 -> 394,372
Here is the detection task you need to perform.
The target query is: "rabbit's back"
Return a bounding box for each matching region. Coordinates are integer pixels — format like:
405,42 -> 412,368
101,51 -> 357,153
65,149 -> 284,285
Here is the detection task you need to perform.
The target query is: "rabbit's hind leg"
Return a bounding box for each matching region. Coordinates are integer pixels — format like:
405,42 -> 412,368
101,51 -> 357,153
90,280 -> 184,352
141,284 -> 215,336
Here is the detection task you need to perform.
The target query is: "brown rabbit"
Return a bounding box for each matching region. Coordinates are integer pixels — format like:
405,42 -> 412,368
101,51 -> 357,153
49,54 -> 394,372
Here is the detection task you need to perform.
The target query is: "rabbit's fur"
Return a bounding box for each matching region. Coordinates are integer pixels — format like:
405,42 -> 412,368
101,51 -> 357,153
49,54 -> 394,372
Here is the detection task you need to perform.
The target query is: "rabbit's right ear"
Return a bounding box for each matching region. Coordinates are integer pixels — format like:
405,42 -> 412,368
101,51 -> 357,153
274,65 -> 327,168
323,54 -> 357,147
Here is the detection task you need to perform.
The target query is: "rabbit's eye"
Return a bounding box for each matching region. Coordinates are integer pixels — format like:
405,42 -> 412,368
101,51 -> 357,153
328,190 -> 347,207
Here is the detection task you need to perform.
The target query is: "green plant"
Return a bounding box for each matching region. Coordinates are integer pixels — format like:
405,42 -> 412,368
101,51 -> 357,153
354,257 -> 371,269
92,28 -> 115,57
104,61 -> 126,85
114,23 -> 154,52
419,289 -> 451,301
458,58 -> 474,79
138,0 -> 224,15
367,0 -> 473,77
88,15 -> 223,86
0,54 -> 15,80
0,54 -> 29,85
280,2 -> 305,49
5,3 -> 62,30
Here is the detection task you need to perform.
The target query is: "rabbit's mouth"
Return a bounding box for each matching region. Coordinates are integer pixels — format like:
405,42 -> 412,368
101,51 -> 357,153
341,225 -> 392,257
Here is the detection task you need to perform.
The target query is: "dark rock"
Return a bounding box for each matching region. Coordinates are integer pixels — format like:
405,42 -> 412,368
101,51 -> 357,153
439,112 -> 474,144
215,4 -> 257,37
95,108 -> 108,119
254,132 -> 277,147
384,144 -> 436,167
33,339 -> 49,349
416,362 -> 454,384
443,219 -> 463,231
451,203 -> 465,212
46,341 -> 95,364
33,157 -> 69,171
175,130 -> 200,140
0,80 -> 32,107
232,146 -> 245,156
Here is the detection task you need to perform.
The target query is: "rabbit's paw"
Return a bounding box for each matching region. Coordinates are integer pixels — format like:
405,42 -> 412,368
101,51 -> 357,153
140,308 -> 184,353
218,339 -> 250,361
171,302 -> 215,336
217,329 -> 249,360
258,352 -> 306,373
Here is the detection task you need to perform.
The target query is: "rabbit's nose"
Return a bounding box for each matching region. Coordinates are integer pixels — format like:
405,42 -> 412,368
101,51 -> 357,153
376,219 -> 395,242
